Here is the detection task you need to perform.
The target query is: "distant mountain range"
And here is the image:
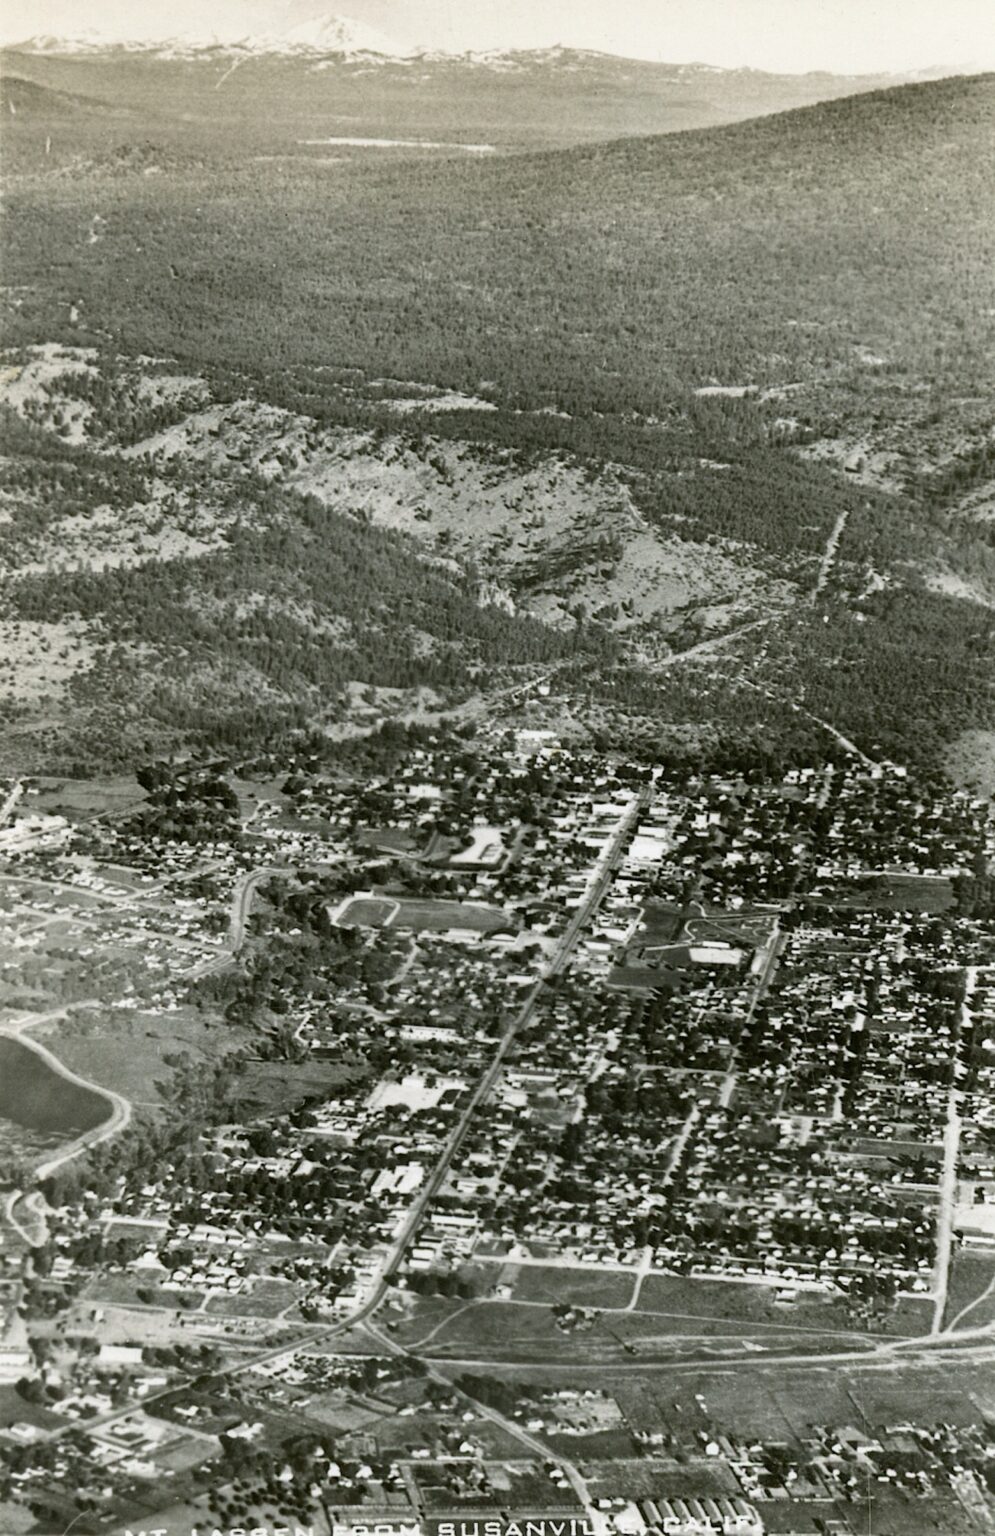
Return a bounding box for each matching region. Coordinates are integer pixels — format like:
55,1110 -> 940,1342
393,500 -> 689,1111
12,12 -> 412,60
4,11 -> 958,78
0,21 -> 961,161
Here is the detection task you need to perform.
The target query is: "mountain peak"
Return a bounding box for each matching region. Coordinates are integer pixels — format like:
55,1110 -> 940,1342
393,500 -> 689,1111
278,13 -> 409,55
9,12 -> 411,59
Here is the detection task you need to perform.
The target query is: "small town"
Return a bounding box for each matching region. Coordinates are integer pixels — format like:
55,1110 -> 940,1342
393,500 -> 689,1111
0,724 -> 994,1536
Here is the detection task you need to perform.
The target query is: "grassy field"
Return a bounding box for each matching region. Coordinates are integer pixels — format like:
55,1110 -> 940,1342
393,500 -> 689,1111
637,1272 -> 931,1339
573,1356 -> 995,1442
0,1385 -> 62,1432
397,1262 -> 925,1362
81,1271 -> 208,1312
819,874 -> 955,914
205,1280 -> 298,1318
336,895 -> 399,928
944,1250 -> 995,1330
237,1057 -> 365,1118
336,893 -> 516,934
32,775 -> 148,818
41,1005 -> 223,1113
399,1294 -> 875,1366
497,1261 -> 639,1309
396,898 -> 513,933
581,1456 -> 741,1501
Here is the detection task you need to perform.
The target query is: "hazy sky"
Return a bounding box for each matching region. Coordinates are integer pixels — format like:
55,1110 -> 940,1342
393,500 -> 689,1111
3,0 -> 994,73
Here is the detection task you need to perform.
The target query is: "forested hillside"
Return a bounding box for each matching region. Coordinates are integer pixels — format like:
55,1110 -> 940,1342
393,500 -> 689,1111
5,74 -> 993,416
1,75 -> 993,774
0,409 -> 616,770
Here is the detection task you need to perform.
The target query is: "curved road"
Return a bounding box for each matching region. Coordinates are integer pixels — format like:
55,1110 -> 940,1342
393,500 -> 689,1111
0,1006 -> 129,1244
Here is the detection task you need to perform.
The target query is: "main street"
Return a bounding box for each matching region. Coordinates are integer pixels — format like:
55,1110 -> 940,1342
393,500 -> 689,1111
931,964 -> 976,1333
380,783 -> 652,1288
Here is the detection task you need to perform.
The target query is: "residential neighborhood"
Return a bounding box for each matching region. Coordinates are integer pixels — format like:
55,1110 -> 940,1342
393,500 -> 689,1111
1,730 -> 994,1536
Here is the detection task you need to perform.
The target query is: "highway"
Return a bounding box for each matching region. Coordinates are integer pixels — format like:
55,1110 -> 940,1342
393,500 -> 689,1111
716,914 -> 783,1110
228,866 -> 270,953
363,1316 -> 602,1528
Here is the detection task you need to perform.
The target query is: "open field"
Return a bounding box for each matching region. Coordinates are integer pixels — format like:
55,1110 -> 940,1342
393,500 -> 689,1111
236,1057 -> 366,1118
398,1294 -> 883,1365
944,1251 -> 995,1330
491,1261 -> 639,1309
580,1457 -> 740,1502
80,1272 -> 208,1312
483,1264 -> 928,1339
816,873 -> 956,914
438,1354 -> 995,1444
40,1005 -> 225,1112
946,728 -> 995,796
204,1281 -> 298,1318
394,898 -> 514,933
611,1356 -> 995,1438
636,1273 -> 926,1336
335,893 -> 514,934
334,895 -> 400,928
0,1385 -> 63,1432
32,775 -> 148,819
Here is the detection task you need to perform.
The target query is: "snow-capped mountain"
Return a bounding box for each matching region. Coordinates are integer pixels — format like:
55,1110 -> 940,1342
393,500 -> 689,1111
11,13 -> 412,60
278,14 -> 410,55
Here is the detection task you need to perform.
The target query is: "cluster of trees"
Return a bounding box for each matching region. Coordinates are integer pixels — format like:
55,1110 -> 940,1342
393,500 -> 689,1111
403,1267 -> 485,1299
777,589 -> 995,765
194,920 -> 406,1026
454,1373 -> 535,1417
563,573 -> 994,768
954,867 -> 995,919
0,406 -> 152,548
48,364 -> 201,446
124,760 -> 241,845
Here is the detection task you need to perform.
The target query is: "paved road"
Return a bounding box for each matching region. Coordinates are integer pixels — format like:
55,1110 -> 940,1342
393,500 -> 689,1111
716,915 -> 783,1111
228,866 -> 270,952
184,864 -> 272,978
931,965 -> 974,1332
380,784 -> 651,1289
